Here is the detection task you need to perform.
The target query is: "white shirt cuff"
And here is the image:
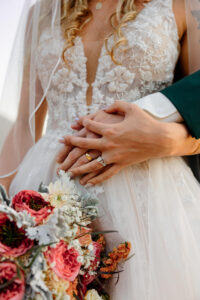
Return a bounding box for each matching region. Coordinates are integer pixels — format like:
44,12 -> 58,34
134,92 -> 183,123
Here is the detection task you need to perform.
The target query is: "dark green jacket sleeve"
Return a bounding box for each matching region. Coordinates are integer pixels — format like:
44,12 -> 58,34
161,70 -> 200,139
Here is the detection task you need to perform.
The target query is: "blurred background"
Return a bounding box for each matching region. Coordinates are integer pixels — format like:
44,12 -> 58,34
0,0 -> 25,147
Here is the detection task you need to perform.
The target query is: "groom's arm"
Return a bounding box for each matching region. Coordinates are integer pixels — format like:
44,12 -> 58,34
134,70 -> 200,181
135,70 -> 200,138
161,71 -> 200,138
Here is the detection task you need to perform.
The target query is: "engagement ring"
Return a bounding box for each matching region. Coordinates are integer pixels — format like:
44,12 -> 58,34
97,156 -> 107,167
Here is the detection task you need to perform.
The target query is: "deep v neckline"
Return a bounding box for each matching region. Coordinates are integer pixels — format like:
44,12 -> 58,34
77,0 -> 156,106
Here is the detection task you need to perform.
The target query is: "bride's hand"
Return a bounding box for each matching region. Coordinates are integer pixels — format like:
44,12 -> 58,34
60,101 -> 199,186
56,110 -> 124,172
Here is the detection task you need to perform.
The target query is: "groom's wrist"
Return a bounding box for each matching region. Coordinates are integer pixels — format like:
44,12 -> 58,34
159,122 -> 200,157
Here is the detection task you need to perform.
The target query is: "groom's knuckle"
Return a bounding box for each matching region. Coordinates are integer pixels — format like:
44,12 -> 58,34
107,141 -> 117,151
80,139 -> 87,147
112,152 -> 122,162
104,128 -> 116,137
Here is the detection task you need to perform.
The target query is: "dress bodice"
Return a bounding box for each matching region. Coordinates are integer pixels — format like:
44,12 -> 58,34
36,0 -> 179,135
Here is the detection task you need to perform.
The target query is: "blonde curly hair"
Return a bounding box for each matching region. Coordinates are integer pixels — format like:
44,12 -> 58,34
61,0 -> 139,65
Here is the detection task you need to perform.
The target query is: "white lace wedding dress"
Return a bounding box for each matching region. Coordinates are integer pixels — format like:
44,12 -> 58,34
9,0 -> 200,299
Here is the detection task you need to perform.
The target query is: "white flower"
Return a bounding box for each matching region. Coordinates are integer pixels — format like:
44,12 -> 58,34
0,205 -> 36,228
77,256 -> 84,264
84,289 -> 103,300
88,244 -> 94,252
26,209 -> 60,245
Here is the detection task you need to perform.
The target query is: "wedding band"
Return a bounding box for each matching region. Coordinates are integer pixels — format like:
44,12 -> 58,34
97,156 -> 107,167
85,153 -> 93,162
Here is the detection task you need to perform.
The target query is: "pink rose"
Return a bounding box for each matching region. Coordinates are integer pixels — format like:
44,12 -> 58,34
45,240 -> 81,282
12,190 -> 53,224
0,261 -> 25,300
0,213 -> 34,257
82,242 -> 102,286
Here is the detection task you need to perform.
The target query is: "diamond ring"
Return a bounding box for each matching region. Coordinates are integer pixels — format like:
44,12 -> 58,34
97,156 -> 107,167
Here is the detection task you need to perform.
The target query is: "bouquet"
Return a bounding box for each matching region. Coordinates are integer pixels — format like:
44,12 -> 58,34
0,171 -> 132,300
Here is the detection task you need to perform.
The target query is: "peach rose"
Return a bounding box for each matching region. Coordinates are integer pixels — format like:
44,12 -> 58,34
0,261 -> 25,300
0,213 -> 34,257
45,240 -> 81,282
12,190 -> 53,224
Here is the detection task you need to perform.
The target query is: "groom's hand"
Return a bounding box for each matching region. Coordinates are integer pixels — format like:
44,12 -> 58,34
58,101 -> 200,186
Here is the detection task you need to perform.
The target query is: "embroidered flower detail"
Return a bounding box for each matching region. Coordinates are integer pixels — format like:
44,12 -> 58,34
99,54 -> 112,70
52,68 -> 79,94
105,66 -> 135,93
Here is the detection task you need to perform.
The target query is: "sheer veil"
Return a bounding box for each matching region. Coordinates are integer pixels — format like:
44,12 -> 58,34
0,0 -> 200,179
0,0 -> 62,178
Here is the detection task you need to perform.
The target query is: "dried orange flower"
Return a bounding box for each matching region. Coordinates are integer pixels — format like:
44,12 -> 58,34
100,242 -> 131,279
66,278 -> 78,299
96,234 -> 106,251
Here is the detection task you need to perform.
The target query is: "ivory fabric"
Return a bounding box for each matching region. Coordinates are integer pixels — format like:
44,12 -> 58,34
9,0 -> 200,299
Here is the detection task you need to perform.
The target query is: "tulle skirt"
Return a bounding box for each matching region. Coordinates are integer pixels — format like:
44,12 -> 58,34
10,131 -> 200,300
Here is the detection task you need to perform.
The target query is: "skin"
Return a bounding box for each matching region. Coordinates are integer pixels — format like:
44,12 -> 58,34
0,0 -> 197,191
56,0 -> 200,186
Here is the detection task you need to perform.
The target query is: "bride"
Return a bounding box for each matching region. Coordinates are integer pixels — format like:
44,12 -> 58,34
1,0 -> 200,299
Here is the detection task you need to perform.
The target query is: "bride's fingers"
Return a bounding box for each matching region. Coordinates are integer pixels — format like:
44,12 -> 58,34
69,158 -> 107,177
71,119 -> 83,130
78,113 -> 96,126
57,128 -> 88,163
56,144 -> 73,164
71,123 -> 83,130
59,147 -> 87,171
85,164 -> 121,186
69,150 -> 100,170
79,168 -> 106,185
71,113 -> 96,130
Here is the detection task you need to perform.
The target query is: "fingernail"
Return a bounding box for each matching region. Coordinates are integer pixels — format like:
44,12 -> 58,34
75,117 -> 80,121
57,168 -> 61,175
102,106 -> 109,111
58,137 -> 65,143
85,183 -> 93,188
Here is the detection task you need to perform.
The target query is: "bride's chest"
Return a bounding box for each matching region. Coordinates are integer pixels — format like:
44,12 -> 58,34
36,0 -> 180,120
